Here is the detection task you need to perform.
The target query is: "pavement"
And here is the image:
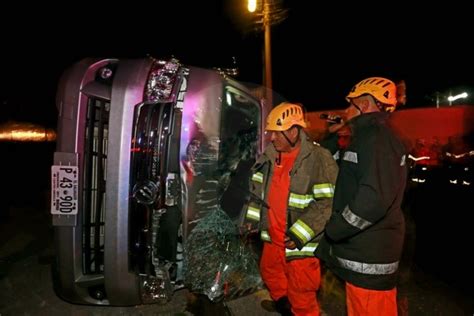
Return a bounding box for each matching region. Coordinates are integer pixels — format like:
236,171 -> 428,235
1,201 -> 473,315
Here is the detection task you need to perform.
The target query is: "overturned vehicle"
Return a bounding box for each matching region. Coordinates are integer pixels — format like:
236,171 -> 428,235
51,58 -> 270,305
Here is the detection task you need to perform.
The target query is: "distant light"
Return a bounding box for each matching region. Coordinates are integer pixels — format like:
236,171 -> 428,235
248,0 -> 257,12
447,92 -> 468,102
0,121 -> 56,142
226,92 -> 232,106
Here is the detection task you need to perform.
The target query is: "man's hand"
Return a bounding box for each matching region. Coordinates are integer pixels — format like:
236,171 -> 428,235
284,236 -> 296,249
328,121 -> 346,133
240,223 -> 258,236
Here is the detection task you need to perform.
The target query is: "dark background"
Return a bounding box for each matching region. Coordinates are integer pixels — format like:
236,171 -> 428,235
1,1 -> 474,129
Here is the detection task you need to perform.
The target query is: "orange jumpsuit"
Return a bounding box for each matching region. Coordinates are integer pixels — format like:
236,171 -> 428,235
346,283 -> 397,316
260,148 -> 321,316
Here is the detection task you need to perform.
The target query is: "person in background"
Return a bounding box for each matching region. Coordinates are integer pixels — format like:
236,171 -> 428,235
242,102 -> 338,316
315,77 -> 407,316
395,79 -> 407,108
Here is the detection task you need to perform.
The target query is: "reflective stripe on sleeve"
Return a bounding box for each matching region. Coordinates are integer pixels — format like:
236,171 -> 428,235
400,154 -> 406,166
261,230 -> 271,242
246,206 -> 261,221
289,219 -> 315,244
341,205 -> 372,230
288,193 -> 313,209
343,151 -> 358,163
252,172 -> 263,183
313,183 -> 335,198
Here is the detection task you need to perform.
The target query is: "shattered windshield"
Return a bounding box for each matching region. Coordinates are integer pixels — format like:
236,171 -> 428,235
218,87 -> 260,220
184,85 -> 263,301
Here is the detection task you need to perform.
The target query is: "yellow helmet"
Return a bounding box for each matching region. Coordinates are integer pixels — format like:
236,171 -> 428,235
346,77 -> 397,108
265,102 -> 307,131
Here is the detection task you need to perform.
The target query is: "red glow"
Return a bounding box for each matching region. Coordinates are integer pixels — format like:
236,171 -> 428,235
306,106 -> 474,151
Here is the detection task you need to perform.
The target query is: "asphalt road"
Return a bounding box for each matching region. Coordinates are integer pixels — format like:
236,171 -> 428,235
0,143 -> 473,315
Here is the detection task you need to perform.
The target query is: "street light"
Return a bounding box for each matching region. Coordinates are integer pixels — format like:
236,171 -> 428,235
247,0 -> 257,12
447,92 -> 468,105
433,91 -> 468,107
247,0 -> 286,107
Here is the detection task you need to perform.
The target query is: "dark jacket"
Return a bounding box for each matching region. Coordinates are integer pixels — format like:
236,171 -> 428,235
243,131 -> 338,260
316,112 -> 407,290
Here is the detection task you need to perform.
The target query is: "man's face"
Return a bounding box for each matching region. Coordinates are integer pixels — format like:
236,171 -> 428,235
344,98 -> 363,121
269,127 -> 298,152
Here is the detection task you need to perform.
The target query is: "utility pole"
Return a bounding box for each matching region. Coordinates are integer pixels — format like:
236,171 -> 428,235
247,0 -> 286,108
263,0 -> 272,106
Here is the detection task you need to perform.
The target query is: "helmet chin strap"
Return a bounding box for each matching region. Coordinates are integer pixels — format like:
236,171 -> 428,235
375,102 -> 385,112
275,128 -> 300,165
352,102 -> 363,114
281,128 -> 300,148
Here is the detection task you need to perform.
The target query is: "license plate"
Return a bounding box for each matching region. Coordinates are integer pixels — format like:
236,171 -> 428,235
51,166 -> 78,215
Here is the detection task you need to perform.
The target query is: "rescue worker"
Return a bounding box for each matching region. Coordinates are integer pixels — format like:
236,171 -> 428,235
315,77 -> 407,316
242,102 -> 338,316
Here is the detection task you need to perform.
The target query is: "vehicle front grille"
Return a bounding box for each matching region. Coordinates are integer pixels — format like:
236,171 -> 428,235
83,97 -> 109,274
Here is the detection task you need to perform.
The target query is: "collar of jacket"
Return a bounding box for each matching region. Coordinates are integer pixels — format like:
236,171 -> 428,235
256,131 -> 314,170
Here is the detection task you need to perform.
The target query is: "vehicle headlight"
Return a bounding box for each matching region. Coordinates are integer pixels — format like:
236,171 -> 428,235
145,58 -> 181,102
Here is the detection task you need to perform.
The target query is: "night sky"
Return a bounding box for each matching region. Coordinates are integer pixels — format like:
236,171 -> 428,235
1,2 -> 473,128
